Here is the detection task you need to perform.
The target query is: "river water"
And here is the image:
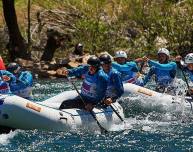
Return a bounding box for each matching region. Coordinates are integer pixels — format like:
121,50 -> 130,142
1,79 -> 193,151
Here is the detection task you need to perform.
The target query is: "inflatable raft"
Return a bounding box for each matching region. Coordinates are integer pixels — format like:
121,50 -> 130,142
0,83 -> 192,133
122,83 -> 193,111
0,92 -> 124,132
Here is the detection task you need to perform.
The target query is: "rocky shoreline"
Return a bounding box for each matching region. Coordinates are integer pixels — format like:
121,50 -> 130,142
15,55 -> 91,79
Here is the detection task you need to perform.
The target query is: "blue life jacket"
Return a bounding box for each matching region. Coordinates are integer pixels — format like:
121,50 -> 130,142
103,68 -> 124,100
0,79 -> 11,94
144,60 -> 177,87
184,68 -> 193,82
81,71 -> 98,99
154,68 -> 174,86
0,70 -> 16,84
69,66 -> 108,104
10,71 -> 33,99
0,70 -> 15,94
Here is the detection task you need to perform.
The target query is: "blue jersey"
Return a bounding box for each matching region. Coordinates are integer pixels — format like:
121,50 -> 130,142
68,65 -> 108,104
143,60 -> 177,87
0,70 -> 16,94
10,71 -> 33,99
0,70 -> 16,84
184,68 -> 193,82
0,78 -> 11,94
102,68 -> 124,100
112,61 -> 143,85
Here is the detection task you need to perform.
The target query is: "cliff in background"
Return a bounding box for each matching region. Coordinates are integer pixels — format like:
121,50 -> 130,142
0,0 -> 193,63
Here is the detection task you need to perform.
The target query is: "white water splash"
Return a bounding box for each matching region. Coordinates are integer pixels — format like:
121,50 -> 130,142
109,121 -> 133,132
142,126 -> 152,131
0,131 -> 18,145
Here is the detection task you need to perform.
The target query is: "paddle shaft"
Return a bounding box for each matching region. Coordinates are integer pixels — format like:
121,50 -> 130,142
180,67 -> 193,112
175,50 -> 191,91
67,77 -> 108,133
110,105 -> 124,122
139,61 -> 145,73
180,67 -> 190,90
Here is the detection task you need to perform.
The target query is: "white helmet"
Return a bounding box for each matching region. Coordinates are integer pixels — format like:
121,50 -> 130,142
114,51 -> 127,58
185,53 -> 193,64
157,48 -> 170,57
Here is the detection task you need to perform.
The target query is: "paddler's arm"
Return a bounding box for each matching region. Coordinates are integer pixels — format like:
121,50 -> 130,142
96,74 -> 108,104
111,72 -> 124,101
112,62 -> 139,72
17,71 -> 33,87
127,61 -> 139,72
57,65 -> 89,78
68,65 -> 89,77
148,60 -> 177,71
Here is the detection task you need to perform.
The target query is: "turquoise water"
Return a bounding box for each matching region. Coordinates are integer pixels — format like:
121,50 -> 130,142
1,79 -> 193,151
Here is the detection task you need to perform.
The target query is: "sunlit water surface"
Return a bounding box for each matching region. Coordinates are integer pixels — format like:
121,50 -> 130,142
1,79 -> 193,152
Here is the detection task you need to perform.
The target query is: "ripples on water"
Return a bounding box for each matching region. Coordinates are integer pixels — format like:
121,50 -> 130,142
1,78 -> 193,151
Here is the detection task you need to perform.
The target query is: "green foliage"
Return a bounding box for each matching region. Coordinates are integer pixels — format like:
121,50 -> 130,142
1,0 -> 193,60
0,50 -> 9,64
32,0 -> 64,9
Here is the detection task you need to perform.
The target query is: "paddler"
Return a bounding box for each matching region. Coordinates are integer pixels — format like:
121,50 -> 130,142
142,48 -> 177,93
0,56 -> 15,94
112,50 -> 143,86
58,56 -> 109,111
99,54 -> 124,106
7,63 -> 33,99
176,53 -> 193,95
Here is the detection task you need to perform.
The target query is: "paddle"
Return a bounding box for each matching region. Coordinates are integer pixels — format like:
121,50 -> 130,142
139,61 -> 145,73
66,77 -> 108,133
179,60 -> 192,94
109,104 -> 124,122
139,52 -> 150,74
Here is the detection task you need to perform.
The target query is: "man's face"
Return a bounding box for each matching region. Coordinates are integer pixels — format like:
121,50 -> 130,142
158,53 -> 168,63
89,65 -> 97,74
115,57 -> 126,64
101,63 -> 111,73
187,63 -> 193,71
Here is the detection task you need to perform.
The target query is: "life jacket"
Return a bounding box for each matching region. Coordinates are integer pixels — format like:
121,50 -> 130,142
185,69 -> 193,82
10,71 -> 33,99
0,80 -> 11,94
0,70 -> 16,86
154,68 -> 174,87
81,72 -> 98,99
105,69 -> 119,98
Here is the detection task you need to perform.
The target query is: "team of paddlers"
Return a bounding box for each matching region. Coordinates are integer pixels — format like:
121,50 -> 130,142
0,48 -> 193,110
